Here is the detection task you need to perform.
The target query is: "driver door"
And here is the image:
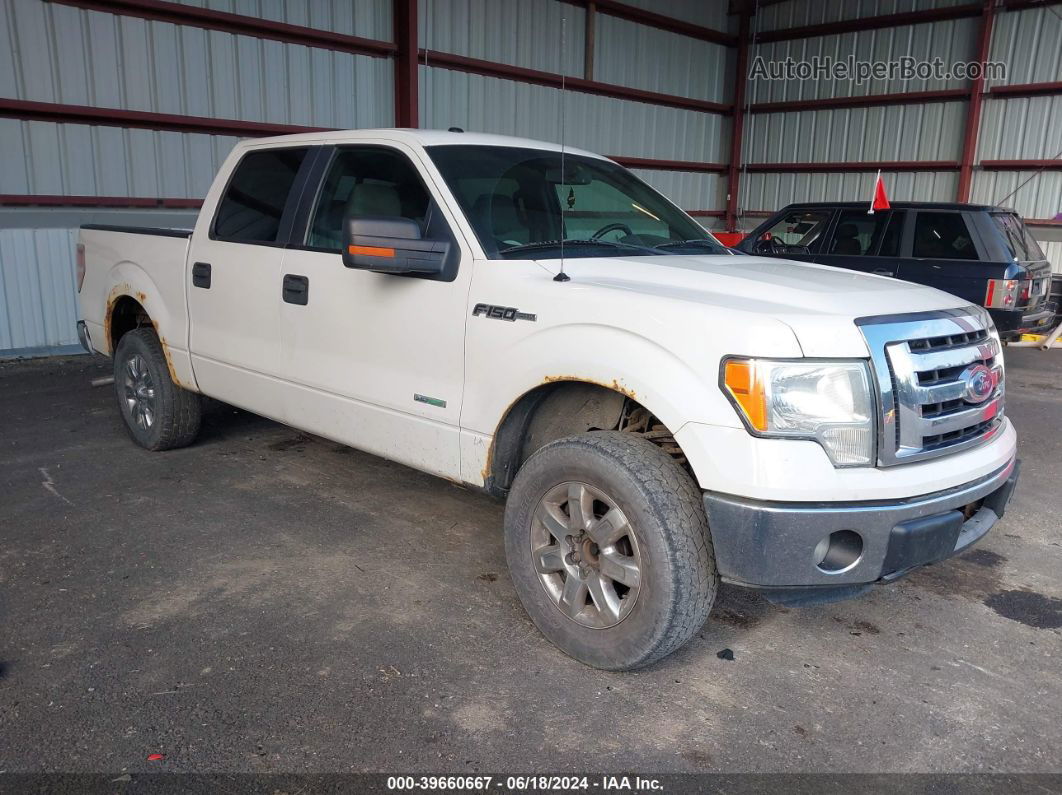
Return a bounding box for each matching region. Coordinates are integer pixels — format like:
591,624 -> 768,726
741,208 -> 833,263
275,142 -> 474,480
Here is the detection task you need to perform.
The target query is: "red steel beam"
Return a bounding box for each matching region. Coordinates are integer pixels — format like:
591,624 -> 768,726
393,0 -> 418,127
610,156 -> 727,173
755,3 -> 982,43
0,194 -> 203,208
980,160 -> 1062,170
584,1 -> 596,81
988,81 -> 1062,98
957,0 -> 995,202
419,49 -> 732,115
749,88 -> 968,114
45,0 -> 396,58
744,161 -> 961,172
581,0 -> 736,46
725,11 -> 751,232
0,98 -> 328,137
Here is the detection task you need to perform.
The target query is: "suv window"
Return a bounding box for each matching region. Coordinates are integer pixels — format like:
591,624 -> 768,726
912,212 -> 978,260
877,211 -> 905,257
991,212 -> 1045,261
824,210 -> 891,256
752,210 -> 832,255
308,147 -> 432,251
213,148 -> 309,243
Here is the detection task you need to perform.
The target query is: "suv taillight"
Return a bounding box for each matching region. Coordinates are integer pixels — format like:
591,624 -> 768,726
984,278 -> 1022,309
76,243 -> 86,292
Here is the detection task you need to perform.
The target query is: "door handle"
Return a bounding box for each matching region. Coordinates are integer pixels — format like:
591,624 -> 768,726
282,274 -> 309,306
872,269 -> 893,276
192,261 -> 211,289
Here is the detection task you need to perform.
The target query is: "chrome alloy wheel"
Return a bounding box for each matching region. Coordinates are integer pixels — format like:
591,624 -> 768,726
122,353 -> 156,431
530,481 -> 643,629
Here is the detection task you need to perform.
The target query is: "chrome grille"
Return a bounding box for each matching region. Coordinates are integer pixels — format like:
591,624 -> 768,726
858,308 -> 1005,466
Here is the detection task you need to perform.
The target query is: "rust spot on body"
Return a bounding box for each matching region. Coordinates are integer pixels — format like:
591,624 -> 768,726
542,375 -> 637,400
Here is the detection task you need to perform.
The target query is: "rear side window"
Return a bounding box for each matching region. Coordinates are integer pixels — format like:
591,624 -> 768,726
912,212 -> 978,260
213,148 -> 309,243
992,212 -> 1045,261
825,210 -> 890,256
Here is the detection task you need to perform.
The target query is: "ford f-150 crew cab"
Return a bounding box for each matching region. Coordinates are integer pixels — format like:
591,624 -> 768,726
77,129 -> 1020,670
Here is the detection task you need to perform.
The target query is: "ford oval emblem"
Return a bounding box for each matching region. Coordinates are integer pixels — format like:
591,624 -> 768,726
960,364 -> 995,404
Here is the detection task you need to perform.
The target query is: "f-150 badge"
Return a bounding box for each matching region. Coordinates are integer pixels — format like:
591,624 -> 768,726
472,303 -> 537,322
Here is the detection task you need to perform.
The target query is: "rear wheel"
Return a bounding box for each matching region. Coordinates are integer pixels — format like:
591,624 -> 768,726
504,431 -> 717,670
113,328 -> 201,451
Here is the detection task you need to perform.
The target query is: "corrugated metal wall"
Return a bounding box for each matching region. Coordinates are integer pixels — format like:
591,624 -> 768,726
0,0 -> 1059,356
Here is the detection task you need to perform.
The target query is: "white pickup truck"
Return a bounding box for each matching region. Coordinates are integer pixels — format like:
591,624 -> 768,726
77,129 -> 1019,670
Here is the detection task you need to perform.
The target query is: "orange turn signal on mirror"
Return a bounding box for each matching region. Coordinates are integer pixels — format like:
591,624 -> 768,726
724,360 -> 768,432
348,244 -> 395,257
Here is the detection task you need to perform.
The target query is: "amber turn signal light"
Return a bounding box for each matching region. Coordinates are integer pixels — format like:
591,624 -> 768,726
724,359 -> 768,431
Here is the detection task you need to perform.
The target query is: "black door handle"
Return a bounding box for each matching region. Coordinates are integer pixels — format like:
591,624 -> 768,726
192,261 -> 211,289
283,274 -> 309,306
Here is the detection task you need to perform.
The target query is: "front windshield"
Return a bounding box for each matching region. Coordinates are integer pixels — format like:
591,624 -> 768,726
426,145 -> 726,259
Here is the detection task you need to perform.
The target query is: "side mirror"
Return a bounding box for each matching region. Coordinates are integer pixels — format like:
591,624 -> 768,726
341,216 -> 450,275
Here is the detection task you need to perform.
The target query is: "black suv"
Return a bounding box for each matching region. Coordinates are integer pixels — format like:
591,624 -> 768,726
737,202 -> 1056,339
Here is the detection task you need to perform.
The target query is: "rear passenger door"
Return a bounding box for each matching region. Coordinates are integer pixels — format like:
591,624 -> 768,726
187,145 -> 313,416
815,209 -> 904,277
896,211 -> 992,305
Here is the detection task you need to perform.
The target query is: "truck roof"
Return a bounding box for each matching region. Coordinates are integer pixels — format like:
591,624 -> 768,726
780,201 -> 1012,213
242,128 -> 606,160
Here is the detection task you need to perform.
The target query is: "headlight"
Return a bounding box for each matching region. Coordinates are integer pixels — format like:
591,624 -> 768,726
722,358 -> 875,466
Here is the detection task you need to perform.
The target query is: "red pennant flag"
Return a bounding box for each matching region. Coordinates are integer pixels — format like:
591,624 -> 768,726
869,170 -> 890,213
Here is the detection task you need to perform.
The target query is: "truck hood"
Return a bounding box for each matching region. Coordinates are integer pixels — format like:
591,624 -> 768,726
550,253 -> 971,357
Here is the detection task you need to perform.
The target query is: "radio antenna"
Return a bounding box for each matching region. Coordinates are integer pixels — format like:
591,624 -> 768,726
554,15 -> 570,282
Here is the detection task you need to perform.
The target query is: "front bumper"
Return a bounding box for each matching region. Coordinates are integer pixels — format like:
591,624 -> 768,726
703,456 -> 1019,603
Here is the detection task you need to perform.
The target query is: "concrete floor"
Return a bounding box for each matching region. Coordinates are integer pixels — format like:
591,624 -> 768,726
1,349 -> 1060,774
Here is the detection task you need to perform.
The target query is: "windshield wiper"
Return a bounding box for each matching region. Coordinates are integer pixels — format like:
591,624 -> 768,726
499,239 -> 657,255
653,239 -> 725,251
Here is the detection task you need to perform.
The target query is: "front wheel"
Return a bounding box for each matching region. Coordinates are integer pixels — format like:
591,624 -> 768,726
113,328 -> 202,451
504,431 -> 717,670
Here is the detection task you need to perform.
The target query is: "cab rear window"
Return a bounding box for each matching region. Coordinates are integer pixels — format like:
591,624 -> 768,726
991,212 -> 1045,262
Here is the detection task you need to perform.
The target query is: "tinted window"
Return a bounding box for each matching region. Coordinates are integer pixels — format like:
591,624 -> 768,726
877,211 -> 905,257
213,148 -> 308,243
912,212 -> 978,260
307,148 -> 433,251
752,210 -> 832,254
825,210 -> 890,256
991,212 -> 1045,261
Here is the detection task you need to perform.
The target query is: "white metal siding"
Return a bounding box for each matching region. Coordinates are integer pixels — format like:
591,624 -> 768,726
744,101 -> 966,163
739,170 -> 959,213
418,66 -> 729,162
163,0 -> 393,40
0,229 -> 80,354
977,95 -> 1062,161
970,171 -> 1062,224
617,0 -> 731,33
419,0 -> 585,76
756,0 -> 973,33
0,0 -> 394,128
988,6 -> 1062,87
593,14 -> 730,103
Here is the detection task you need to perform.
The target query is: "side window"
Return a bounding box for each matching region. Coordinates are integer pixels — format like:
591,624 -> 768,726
308,147 -> 432,251
825,210 -> 890,256
753,210 -> 832,254
877,211 -> 905,257
213,148 -> 309,243
912,212 -> 978,260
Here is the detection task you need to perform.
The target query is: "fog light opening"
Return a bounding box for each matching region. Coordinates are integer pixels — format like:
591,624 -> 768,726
814,530 -> 864,574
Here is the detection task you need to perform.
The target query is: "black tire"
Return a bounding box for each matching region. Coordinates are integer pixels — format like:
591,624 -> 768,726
504,431 -> 717,670
113,328 -> 201,451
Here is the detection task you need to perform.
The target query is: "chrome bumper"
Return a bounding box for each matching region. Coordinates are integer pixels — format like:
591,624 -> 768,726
76,320 -> 93,354
703,457 -> 1019,601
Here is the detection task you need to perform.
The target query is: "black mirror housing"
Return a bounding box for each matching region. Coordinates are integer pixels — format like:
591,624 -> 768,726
341,216 -> 449,275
